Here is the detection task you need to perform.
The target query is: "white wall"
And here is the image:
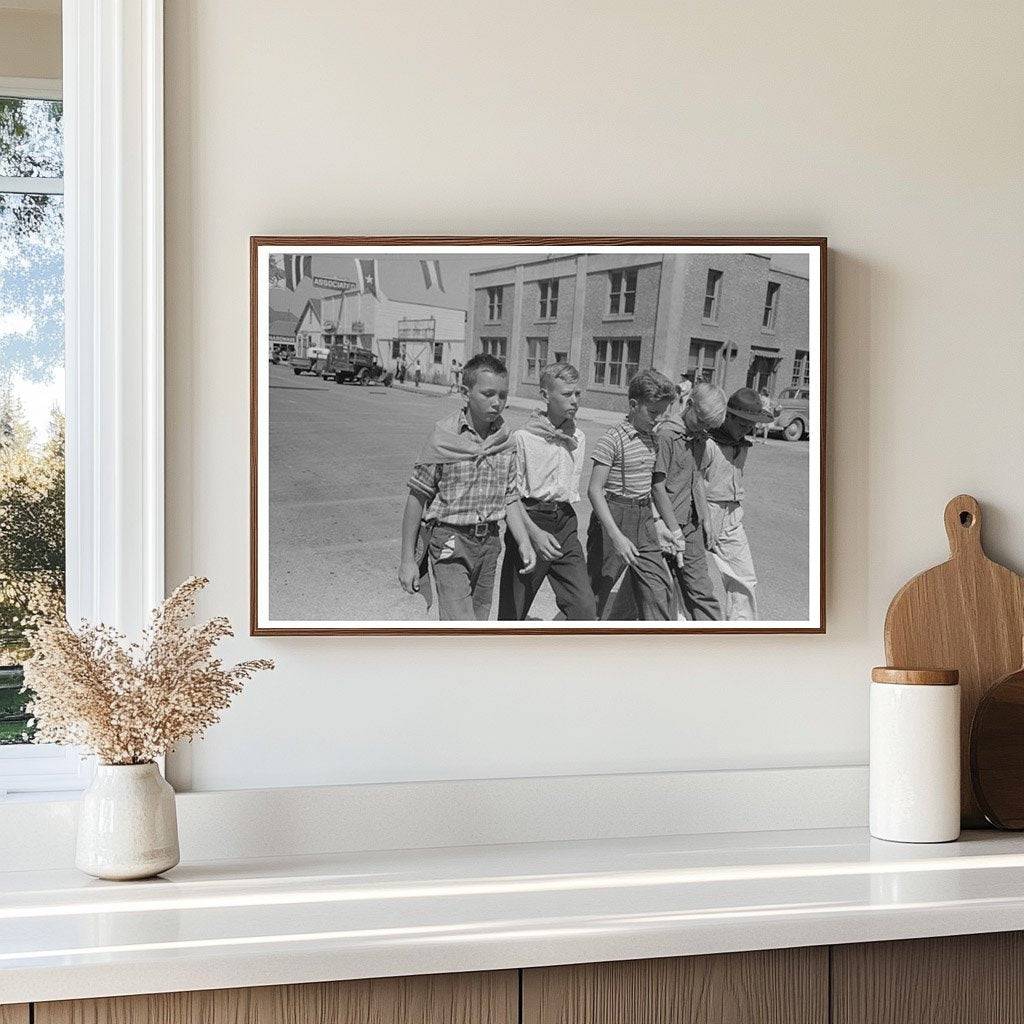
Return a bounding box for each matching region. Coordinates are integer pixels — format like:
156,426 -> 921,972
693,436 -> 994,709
164,1 -> 1024,792
0,5 -> 61,80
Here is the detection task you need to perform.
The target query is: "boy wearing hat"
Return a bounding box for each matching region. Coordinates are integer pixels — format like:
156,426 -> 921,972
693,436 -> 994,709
701,386 -> 775,620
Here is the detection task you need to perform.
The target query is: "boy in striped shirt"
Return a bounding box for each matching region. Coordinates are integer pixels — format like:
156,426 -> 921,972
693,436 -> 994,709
586,368 -> 676,620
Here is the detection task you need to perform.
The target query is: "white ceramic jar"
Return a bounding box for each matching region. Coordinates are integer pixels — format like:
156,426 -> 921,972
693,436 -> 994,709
76,762 -> 180,880
869,667 -> 961,843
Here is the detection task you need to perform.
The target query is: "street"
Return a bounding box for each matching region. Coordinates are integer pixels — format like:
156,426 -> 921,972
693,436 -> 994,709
267,363 -> 811,623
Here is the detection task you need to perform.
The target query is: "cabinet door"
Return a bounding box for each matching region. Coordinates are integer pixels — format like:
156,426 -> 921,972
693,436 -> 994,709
35,971 -> 517,1024
0,1006 -> 29,1024
523,948 -> 828,1024
832,932 -> 1024,1024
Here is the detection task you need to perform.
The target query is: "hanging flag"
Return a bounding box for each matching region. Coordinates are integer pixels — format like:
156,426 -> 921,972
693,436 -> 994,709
355,257 -> 380,298
284,254 -> 313,291
420,258 -> 445,292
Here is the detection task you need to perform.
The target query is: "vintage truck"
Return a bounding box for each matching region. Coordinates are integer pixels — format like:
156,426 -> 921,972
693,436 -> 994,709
290,346 -> 329,376
323,343 -> 392,386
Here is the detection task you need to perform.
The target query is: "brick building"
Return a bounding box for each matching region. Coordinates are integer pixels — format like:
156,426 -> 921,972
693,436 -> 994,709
467,253 -> 810,412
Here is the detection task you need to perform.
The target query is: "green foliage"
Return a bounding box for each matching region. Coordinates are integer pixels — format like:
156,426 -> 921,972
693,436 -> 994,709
0,397 -> 65,743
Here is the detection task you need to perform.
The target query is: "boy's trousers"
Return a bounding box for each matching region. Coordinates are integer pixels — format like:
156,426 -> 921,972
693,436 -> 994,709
673,520 -> 722,621
707,501 -> 758,620
587,494 -> 673,621
428,522 -> 501,620
498,501 -> 596,620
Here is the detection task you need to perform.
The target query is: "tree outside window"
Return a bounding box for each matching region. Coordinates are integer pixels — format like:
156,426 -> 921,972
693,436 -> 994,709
0,95 -> 65,745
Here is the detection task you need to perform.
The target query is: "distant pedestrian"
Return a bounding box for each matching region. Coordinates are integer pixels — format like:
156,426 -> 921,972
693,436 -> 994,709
414,359 -> 422,388
755,387 -> 773,443
396,358 -> 407,383
448,359 -> 462,393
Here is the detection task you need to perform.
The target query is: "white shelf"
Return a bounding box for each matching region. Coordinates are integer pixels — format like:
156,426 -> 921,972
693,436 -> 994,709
4,827 -> 1024,1004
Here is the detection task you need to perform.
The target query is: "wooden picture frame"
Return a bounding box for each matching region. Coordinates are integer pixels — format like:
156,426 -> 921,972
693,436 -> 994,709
251,237 -> 827,635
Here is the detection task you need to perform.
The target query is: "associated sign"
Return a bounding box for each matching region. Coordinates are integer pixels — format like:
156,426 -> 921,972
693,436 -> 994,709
312,276 -> 355,290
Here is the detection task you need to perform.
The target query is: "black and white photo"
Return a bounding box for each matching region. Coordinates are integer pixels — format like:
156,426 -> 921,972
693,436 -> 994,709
251,238 -> 825,633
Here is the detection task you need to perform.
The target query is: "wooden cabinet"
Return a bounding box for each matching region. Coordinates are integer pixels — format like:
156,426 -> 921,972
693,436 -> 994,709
522,948 -> 828,1024
34,971 -> 517,1024
23,932 -> 1024,1024
832,932 -> 1024,1024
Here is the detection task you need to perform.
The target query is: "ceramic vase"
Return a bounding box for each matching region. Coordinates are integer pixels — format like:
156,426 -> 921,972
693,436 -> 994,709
76,762 -> 180,880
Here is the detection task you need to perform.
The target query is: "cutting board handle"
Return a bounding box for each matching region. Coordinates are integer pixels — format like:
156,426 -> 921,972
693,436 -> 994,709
944,494 -> 983,559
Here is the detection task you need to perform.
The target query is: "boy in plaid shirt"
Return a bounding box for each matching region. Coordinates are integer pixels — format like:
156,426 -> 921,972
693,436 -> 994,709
398,354 -> 534,621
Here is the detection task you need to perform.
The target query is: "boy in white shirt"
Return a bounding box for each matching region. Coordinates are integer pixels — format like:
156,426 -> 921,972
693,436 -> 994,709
497,363 -> 596,620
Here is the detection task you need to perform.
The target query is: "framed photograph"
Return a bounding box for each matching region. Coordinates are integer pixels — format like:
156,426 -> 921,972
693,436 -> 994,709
251,237 -> 826,635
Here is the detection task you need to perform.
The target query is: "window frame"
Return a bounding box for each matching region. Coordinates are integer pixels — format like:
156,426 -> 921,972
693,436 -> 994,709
608,268 -> 637,316
792,349 -> 811,388
702,268 -> 723,323
0,0 -> 166,799
538,278 -> 559,320
763,280 -> 781,331
591,336 -> 640,391
524,336 -> 549,383
479,337 -> 507,361
486,286 -> 503,321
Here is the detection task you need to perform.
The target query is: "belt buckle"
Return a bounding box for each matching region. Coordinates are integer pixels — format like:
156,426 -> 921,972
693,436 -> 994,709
473,521 -> 490,538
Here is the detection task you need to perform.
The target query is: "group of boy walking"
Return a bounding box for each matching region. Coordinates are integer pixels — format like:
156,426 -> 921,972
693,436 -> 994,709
398,353 -> 774,622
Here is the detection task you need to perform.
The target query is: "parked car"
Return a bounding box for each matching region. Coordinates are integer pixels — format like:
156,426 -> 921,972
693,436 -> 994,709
771,387 -> 810,441
323,344 -> 392,386
291,346 -> 329,376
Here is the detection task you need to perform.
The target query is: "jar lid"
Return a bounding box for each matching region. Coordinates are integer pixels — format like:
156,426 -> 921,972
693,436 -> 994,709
871,667 -> 959,686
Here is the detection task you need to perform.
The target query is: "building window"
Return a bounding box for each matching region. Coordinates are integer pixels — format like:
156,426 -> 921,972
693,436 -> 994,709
480,337 -> 507,362
525,337 -> 549,382
762,281 -> 781,330
593,337 -> 641,388
486,286 -> 503,321
0,92 -> 65,752
538,279 -> 559,319
688,339 -> 721,383
792,349 -> 810,387
433,342 -> 444,364
608,269 -> 637,315
703,269 -> 723,322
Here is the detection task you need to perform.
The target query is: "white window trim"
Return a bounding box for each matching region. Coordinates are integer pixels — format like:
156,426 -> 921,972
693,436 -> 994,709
0,2 -> 165,799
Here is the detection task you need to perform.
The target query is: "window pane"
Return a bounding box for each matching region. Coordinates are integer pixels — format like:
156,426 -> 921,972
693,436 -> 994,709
0,187 -> 65,744
0,98 -> 63,179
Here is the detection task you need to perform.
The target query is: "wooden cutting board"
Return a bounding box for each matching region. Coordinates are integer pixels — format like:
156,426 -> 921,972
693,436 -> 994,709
884,494 -> 1024,826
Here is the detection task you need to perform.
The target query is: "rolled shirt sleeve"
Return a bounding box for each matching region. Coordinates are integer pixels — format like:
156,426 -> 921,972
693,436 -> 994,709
408,463 -> 441,504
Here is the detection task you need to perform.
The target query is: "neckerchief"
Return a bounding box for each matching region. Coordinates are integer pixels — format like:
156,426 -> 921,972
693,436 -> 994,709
414,409 -> 514,467
517,410 -> 579,451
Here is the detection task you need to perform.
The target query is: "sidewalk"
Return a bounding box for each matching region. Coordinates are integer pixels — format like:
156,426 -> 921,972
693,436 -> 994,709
390,379 -> 623,426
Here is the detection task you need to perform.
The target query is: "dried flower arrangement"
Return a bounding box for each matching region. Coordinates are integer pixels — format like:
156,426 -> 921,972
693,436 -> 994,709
22,577 -> 273,765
